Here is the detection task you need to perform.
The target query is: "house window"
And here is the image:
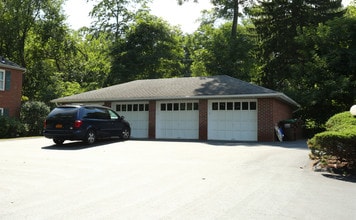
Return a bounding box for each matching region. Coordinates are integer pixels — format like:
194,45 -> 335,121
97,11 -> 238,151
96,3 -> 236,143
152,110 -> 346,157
0,69 -> 5,91
0,108 -> 3,116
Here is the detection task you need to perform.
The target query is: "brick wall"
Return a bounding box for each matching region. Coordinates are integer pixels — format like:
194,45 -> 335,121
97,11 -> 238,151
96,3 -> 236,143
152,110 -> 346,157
199,99 -> 208,140
258,98 -> 293,141
0,68 -> 24,117
148,100 -> 156,139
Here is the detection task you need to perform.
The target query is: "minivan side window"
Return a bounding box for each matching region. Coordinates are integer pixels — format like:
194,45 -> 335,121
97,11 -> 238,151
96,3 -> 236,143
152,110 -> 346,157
83,107 -> 110,119
96,108 -> 110,119
83,107 -> 97,119
108,109 -> 119,119
49,107 -> 78,120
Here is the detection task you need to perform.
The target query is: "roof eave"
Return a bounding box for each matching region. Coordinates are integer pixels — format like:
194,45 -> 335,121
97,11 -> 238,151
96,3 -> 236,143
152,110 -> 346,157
52,93 -> 299,108
0,63 -> 26,72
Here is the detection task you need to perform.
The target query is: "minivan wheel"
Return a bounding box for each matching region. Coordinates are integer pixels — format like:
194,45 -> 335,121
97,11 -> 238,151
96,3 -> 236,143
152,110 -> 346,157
53,138 -> 64,145
120,127 -> 130,140
84,130 -> 96,144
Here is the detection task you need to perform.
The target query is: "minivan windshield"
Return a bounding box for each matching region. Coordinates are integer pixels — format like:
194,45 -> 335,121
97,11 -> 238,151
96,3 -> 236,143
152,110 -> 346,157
48,107 -> 78,120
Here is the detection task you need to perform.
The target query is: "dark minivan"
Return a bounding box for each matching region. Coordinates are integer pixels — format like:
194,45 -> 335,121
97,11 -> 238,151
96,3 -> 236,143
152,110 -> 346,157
43,105 -> 131,145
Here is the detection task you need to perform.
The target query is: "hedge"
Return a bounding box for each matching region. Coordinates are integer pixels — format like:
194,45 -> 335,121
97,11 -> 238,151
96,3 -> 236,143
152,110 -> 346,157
0,116 -> 26,138
308,112 -> 356,171
20,101 -> 50,136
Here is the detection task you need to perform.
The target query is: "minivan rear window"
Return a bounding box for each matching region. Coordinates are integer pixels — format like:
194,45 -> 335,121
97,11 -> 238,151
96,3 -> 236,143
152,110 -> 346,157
48,107 -> 78,120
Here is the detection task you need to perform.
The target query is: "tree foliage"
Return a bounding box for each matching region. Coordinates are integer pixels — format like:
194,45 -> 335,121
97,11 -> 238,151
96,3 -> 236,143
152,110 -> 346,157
88,0 -> 149,41
248,0 -> 344,89
288,5 -> 356,124
20,101 -> 50,135
177,0 -> 254,38
187,21 -> 257,80
106,12 -> 185,85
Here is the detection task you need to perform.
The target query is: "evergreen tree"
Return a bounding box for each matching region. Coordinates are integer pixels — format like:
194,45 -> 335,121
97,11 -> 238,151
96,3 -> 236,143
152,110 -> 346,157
248,0 -> 344,90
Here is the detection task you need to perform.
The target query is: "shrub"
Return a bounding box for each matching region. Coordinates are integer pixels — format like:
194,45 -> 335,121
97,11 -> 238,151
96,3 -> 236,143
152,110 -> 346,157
0,116 -> 26,138
20,101 -> 50,136
308,111 -> 356,172
325,112 -> 356,131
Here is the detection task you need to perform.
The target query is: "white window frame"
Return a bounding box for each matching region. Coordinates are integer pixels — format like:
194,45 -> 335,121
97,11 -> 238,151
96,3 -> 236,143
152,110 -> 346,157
0,108 -> 3,116
0,69 -> 5,91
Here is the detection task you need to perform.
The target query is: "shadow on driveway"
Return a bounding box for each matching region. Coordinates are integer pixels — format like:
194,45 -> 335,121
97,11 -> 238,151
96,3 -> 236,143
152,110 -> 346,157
206,139 -> 308,149
122,138 -> 308,149
322,173 -> 356,183
42,138 -> 125,150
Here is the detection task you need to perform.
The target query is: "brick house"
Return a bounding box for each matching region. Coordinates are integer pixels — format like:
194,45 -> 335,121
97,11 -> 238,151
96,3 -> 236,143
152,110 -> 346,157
52,75 -> 300,141
0,56 -> 26,117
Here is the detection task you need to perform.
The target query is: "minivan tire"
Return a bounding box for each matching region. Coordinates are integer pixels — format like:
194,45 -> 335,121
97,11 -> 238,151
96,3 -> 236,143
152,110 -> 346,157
84,129 -> 96,144
120,127 -> 130,140
53,138 -> 64,145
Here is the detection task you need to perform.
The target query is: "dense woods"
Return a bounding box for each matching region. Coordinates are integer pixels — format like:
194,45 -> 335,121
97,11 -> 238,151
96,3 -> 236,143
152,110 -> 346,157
1,0 -> 355,130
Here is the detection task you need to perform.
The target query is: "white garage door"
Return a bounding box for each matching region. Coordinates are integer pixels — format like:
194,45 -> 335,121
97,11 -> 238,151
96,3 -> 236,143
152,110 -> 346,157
156,101 -> 199,139
112,102 -> 149,138
208,99 -> 258,141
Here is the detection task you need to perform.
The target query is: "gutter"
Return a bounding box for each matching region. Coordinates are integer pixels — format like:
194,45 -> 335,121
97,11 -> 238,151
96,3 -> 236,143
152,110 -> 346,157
0,63 -> 26,72
52,93 -> 300,108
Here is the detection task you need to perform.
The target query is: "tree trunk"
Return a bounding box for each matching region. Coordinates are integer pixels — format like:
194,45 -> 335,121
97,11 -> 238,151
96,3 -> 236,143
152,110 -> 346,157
231,0 -> 239,39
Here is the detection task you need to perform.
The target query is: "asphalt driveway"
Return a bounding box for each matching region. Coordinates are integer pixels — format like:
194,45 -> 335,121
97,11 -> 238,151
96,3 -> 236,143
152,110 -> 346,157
0,137 -> 355,219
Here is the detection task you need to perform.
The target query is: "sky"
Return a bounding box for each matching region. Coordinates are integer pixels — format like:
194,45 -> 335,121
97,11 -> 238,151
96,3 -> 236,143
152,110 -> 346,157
63,0 -> 352,33
63,0 -> 213,33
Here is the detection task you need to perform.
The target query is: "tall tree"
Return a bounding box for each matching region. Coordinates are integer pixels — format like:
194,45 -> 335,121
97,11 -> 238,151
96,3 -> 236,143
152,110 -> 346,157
248,0 -> 344,89
289,5 -> 356,124
177,0 -> 253,38
0,0 -> 66,67
106,12 -> 185,85
88,0 -> 149,42
187,20 -> 257,79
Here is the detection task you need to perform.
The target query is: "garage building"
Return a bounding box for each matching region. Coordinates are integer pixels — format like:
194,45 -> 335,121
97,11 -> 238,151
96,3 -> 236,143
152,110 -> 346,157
52,75 -> 299,141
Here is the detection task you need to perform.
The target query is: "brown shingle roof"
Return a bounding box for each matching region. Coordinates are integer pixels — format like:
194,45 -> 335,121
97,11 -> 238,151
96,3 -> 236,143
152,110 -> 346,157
52,75 -> 299,107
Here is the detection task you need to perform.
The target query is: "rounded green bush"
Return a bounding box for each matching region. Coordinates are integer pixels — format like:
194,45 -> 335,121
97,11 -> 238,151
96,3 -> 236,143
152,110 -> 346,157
308,111 -> 356,171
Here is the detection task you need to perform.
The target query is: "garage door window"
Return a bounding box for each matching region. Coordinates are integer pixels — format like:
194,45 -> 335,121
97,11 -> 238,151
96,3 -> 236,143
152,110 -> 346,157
160,102 -> 198,111
116,104 -> 149,112
250,102 -> 257,110
212,101 -> 257,111
242,102 -> 249,110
